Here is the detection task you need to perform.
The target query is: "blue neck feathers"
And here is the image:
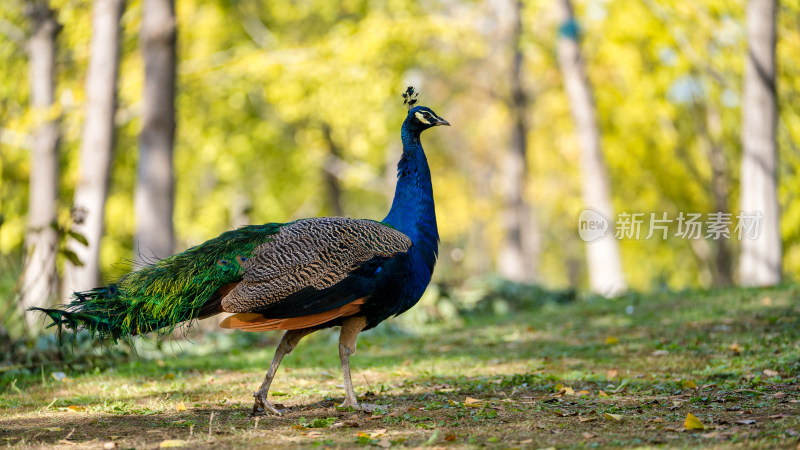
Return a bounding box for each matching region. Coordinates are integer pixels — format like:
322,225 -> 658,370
383,117 -> 439,274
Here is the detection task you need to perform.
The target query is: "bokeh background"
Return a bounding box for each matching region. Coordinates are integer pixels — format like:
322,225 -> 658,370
1,0 -> 799,339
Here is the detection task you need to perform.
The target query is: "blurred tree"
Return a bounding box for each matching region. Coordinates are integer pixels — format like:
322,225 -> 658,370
740,0 -> 781,286
321,122 -> 345,217
135,0 -> 175,264
19,0 -> 61,332
62,0 -> 125,295
496,0 -> 539,282
692,100 -> 733,286
555,0 -> 626,296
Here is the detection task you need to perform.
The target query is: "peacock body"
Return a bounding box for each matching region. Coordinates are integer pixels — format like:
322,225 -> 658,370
32,87 -> 449,415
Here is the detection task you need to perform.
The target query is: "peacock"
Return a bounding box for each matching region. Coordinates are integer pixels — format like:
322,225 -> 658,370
32,86 -> 449,417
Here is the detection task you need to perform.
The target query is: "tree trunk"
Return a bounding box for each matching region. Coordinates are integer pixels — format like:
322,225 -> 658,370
20,0 -> 61,332
134,0 -> 176,264
321,123 -> 344,217
555,0 -> 626,296
706,104 -> 733,287
739,0 -> 781,286
62,0 -> 125,296
498,0 -> 539,282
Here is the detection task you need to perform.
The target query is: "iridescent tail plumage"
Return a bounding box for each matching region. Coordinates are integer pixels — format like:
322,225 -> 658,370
31,223 -> 284,341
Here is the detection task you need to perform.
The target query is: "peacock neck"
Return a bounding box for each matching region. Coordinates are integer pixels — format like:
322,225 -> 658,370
383,121 -> 439,273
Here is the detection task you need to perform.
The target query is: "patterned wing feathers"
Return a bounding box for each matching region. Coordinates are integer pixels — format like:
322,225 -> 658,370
220,218 -> 410,313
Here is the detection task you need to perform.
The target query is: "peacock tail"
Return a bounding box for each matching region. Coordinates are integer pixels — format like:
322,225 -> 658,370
33,223 -> 284,341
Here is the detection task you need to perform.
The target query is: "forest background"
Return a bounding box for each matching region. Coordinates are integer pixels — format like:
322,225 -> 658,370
1,0 -> 798,337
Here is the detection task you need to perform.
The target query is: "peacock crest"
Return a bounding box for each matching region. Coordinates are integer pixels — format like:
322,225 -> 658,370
402,86 -> 419,110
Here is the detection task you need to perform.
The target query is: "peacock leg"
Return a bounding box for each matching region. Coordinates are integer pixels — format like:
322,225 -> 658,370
251,328 -> 316,417
338,316 -> 367,409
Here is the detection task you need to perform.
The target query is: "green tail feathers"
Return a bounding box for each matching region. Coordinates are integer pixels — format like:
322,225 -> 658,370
31,223 -> 284,342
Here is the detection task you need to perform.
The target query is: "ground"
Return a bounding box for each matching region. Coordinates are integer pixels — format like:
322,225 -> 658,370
1,285 -> 799,448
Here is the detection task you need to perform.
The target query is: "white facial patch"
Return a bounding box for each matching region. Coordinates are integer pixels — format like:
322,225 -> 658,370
414,111 -> 431,125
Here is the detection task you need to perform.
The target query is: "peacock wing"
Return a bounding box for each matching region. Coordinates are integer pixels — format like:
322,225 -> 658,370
219,217 -> 411,315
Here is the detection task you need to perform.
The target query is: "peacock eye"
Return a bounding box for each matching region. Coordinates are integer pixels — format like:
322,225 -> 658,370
236,255 -> 248,265
217,259 -> 229,266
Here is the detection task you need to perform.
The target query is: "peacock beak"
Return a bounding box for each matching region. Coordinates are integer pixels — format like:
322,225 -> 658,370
435,117 -> 451,127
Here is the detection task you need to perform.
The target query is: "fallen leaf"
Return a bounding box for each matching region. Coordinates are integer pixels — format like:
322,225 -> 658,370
681,380 -> 697,390
604,413 -> 622,421
768,414 -> 786,419
520,438 -> 533,444
763,369 -> 779,377
598,390 -> 609,398
67,405 -> 86,412
651,350 -> 669,356
761,296 -> 772,306
464,397 -> 485,407
736,419 -> 756,425
684,412 -> 705,430
582,432 -> 597,439
164,373 -> 175,380
51,372 -> 67,382
729,343 -> 743,354
158,440 -> 187,448
44,427 -> 63,432
579,416 -> 596,423
444,434 -> 457,442
175,401 -> 186,412
701,432 -> 719,438
376,439 -> 391,448
554,386 -> 575,397
606,369 -> 618,379
773,392 -> 786,399
576,390 -> 590,396
605,336 -> 619,345
647,417 -> 664,423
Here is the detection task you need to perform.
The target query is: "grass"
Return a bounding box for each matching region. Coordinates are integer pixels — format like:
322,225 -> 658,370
1,284 -> 799,448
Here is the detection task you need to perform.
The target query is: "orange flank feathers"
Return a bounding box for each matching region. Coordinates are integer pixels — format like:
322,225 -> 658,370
220,298 -> 366,331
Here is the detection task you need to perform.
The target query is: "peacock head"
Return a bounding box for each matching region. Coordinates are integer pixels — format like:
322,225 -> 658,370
402,86 -> 450,132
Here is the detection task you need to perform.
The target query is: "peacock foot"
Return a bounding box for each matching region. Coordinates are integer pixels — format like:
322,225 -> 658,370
338,397 -> 359,410
250,392 -> 283,418
337,399 -> 379,412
